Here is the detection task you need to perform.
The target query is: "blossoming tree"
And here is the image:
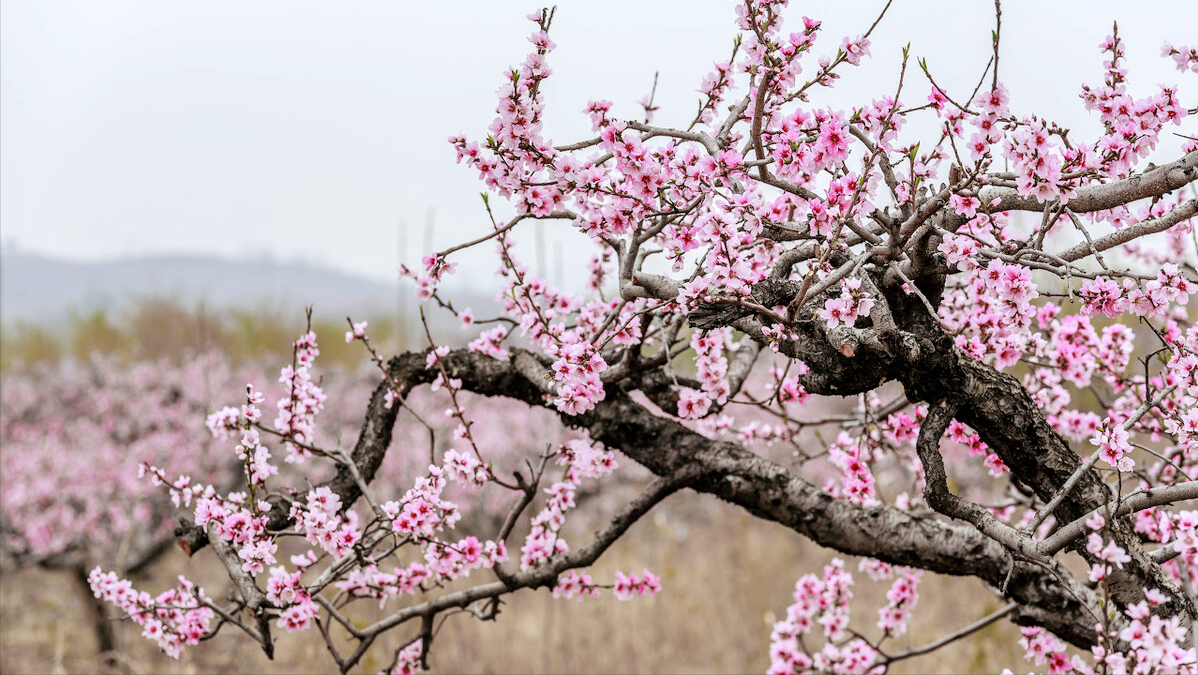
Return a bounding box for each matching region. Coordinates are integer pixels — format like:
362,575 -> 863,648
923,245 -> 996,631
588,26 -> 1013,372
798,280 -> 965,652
91,2 -> 1198,672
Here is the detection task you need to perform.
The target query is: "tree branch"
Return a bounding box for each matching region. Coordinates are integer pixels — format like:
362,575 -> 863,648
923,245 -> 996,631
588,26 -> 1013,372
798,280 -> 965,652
384,349 -> 1115,649
981,150 -> 1198,215
1057,198 -> 1198,262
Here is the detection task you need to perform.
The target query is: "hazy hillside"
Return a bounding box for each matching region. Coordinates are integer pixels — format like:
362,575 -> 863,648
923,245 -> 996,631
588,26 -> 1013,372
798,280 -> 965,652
0,251 -> 411,325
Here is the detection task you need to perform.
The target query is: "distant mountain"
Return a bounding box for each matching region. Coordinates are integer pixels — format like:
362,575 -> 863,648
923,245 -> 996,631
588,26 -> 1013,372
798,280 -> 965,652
0,251 -> 407,325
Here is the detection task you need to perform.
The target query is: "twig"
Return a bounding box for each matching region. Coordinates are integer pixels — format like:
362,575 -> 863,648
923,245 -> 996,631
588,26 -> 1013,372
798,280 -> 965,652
878,603 -> 1016,665
1057,199 -> 1198,263
1039,480 -> 1198,556
991,0 -> 1002,91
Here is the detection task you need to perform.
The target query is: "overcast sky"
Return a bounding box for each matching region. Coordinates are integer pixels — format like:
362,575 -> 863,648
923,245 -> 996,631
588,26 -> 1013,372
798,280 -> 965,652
1,1 -> 1192,289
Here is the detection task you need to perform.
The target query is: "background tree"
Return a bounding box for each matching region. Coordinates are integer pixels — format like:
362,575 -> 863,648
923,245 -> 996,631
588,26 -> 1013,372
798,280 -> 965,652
90,2 -> 1198,673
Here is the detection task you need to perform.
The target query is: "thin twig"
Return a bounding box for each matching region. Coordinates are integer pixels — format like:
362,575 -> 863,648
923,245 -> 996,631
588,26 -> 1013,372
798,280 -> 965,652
879,603 -> 1016,665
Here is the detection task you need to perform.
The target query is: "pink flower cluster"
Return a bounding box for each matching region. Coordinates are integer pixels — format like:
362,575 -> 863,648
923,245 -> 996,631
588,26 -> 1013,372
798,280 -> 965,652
676,328 -> 737,420
942,259 -> 1038,368
1085,527 -> 1133,583
772,109 -> 852,186
875,566 -> 921,636
1162,41 -> 1198,72
266,564 -> 319,633
552,569 -> 600,600
769,559 -> 880,675
1003,116 -> 1076,203
824,432 -> 878,505
520,479 -> 575,569
1019,587 -> 1196,675
1032,310 -> 1132,391
1017,626 -> 1087,674
401,252 -> 459,300
448,11 -> 559,210
194,384 -> 285,574
965,84 -> 1010,162
345,320 -> 369,343
557,438 -> 618,480
735,2 -> 823,103
1105,597 -> 1195,675
612,569 -> 662,601
383,466 -> 461,539
1089,418 -> 1134,471
1132,508 -> 1198,601
1079,32 -> 1188,179
947,420 -> 1008,477
194,493 -> 276,576
1077,510 -> 1198,671
468,325 -> 510,359
294,486 -> 361,558
442,448 -> 489,487
1078,276 -> 1132,318
692,327 -> 733,406
776,372 -> 810,410
694,58 -> 735,127
335,562 -> 429,607
1079,264 -> 1194,320
384,640 -> 424,675
676,387 -> 711,420
521,437 -> 619,569
89,568 -> 214,659
1165,406 -> 1198,458
234,386 -> 279,484
275,331 -> 326,463
818,278 -> 874,329
548,340 -> 607,416
938,232 -> 980,271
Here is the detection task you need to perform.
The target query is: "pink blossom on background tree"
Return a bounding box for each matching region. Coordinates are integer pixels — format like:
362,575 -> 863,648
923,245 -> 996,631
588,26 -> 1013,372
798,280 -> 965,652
0,353 -> 253,654
85,1 -> 1198,673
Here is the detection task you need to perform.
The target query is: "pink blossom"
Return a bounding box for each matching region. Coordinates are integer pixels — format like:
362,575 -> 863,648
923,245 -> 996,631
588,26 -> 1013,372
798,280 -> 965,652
1078,276 -> 1129,318
345,320 -> 368,343
1091,420 -> 1134,471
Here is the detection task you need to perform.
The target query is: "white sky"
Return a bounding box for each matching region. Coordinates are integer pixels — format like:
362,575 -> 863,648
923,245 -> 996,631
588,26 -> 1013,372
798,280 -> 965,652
1,0 -> 1193,288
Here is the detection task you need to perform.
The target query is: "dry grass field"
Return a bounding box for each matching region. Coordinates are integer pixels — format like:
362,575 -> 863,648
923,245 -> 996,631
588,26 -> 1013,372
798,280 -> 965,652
0,490 -> 1027,675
